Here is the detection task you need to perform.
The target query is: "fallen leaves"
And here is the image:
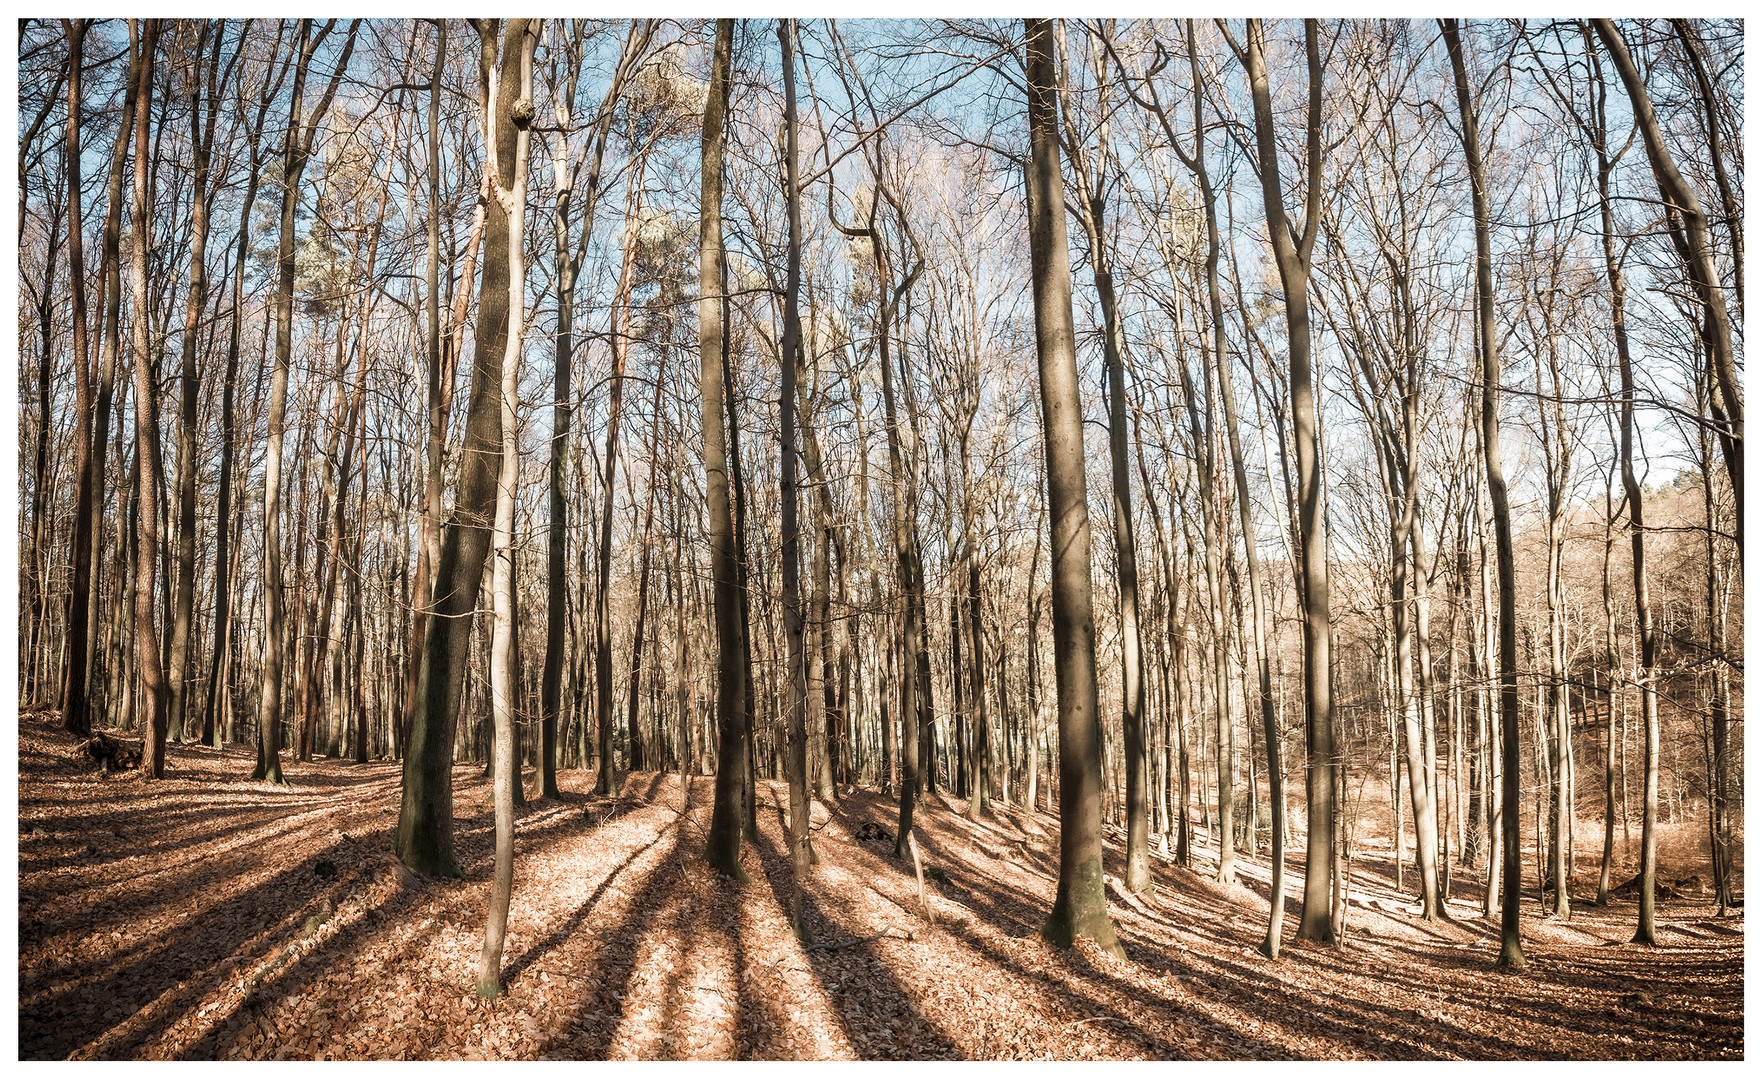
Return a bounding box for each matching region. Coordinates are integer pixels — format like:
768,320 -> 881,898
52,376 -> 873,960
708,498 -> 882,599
15,712 -> 1745,1060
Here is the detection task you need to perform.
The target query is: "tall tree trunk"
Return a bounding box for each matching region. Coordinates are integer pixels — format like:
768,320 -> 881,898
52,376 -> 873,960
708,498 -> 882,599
1024,17 -> 1122,959
594,154 -> 647,796
255,18 -> 358,786
85,24 -> 143,731
202,23 -> 280,749
167,21 -> 222,747
130,19 -> 170,778
1443,19 -> 1524,967
778,18 -> 814,937
626,410 -> 662,774
475,16 -> 535,1000
1058,24 -> 1146,891
1240,17 -> 1333,945
700,19 -> 748,882
59,18 -> 96,738
542,22 -> 646,800
395,5 -> 516,876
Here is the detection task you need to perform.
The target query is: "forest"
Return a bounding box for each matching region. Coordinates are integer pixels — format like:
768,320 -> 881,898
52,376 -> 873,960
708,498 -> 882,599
15,17 -> 1743,1060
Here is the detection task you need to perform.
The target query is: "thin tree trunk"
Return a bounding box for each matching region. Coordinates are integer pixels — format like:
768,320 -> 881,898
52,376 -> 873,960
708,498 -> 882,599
777,19 -> 814,938
395,5 -> 517,876
1594,20 -> 1741,554
1443,19 -> 1524,966
166,22 -> 224,747
1239,17 -> 1334,945
594,153 -> 648,796
255,18 -> 357,786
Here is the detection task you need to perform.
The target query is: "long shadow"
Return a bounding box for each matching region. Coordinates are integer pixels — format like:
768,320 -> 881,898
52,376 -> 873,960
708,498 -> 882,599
19,830 -> 360,1060
518,817 -> 684,1050
897,883 -> 1265,1058
897,797 -> 1638,1060
747,825 -> 961,1059
1364,939 -> 1743,1050
723,872 -> 759,1060
186,797 -> 656,1061
19,801 -> 369,987
19,751 -> 598,1059
500,814 -> 680,992
19,811 -> 354,875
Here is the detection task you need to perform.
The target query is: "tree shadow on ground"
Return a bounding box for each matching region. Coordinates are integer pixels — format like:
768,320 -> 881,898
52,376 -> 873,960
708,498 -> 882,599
529,821 -> 687,1057
748,824 -> 960,1059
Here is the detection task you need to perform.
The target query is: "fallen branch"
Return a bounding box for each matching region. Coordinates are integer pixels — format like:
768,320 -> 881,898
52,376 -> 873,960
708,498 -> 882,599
906,830 -> 935,927
803,924 -> 911,952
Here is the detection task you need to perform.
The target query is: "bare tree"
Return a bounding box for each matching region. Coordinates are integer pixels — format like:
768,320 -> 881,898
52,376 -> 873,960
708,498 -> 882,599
1024,16 -> 1124,959
701,17 -> 749,882
1442,18 -> 1523,968
254,18 -> 359,785
474,15 -> 536,1000
129,19 -> 169,778
58,18 -> 95,738
1593,20 -> 1741,558
1231,16 -> 1334,945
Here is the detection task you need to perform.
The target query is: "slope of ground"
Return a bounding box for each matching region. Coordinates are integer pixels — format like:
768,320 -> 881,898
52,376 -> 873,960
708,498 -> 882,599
16,714 -> 1743,1060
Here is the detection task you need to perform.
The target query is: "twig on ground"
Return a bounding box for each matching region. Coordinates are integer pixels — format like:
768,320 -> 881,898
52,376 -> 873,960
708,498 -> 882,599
803,923 -> 910,952
1066,1014 -> 1134,1031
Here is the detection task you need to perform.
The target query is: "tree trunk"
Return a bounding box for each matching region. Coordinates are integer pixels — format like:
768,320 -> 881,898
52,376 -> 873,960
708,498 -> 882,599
1058,26 -> 1146,890
594,154 -> 648,797
1241,17 -> 1334,945
166,21 -> 223,748
59,18 -> 96,738
201,25 -> 279,750
254,18 -> 357,787
395,6 -> 517,877
130,20 -> 170,778
475,16 -> 535,1000
700,19 -> 748,882
777,18 -> 815,936
1594,20 -> 1741,556
1024,17 -> 1122,959
1443,19 -> 1524,966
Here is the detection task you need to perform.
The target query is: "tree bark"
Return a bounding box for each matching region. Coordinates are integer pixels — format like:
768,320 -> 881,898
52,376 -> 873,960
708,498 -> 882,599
1239,17 -> 1334,945
59,18 -> 96,738
395,8 -> 514,876
1024,17 -> 1123,959
81,22 -> 143,735
778,18 -> 814,938
700,19 -> 748,882
1057,23 -> 1146,891
166,21 -> 224,747
1443,18 -> 1524,967
475,16 -> 535,1000
130,20 -> 170,778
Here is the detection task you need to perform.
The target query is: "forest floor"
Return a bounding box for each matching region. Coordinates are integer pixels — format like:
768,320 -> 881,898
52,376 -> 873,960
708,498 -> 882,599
16,712 -> 1744,1060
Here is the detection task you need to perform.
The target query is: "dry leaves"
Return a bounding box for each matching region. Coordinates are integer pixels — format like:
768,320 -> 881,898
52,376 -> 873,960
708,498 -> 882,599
16,714 -> 1743,1060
